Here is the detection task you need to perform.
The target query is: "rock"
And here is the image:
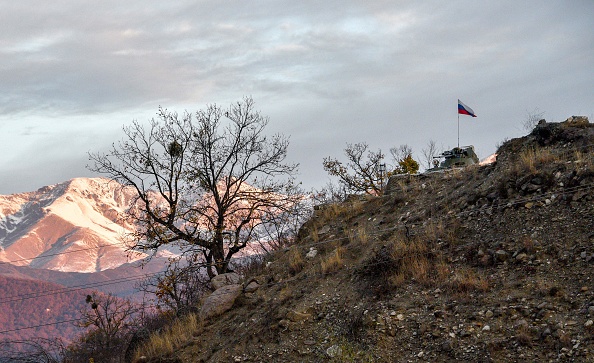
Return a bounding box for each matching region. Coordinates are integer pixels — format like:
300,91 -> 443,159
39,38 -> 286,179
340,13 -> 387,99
585,320 -> 594,327
482,325 -> 491,331
305,247 -> 318,259
588,306 -> 594,315
287,310 -> 311,322
211,272 -> 241,290
515,319 -> 529,329
278,319 -> 290,329
495,250 -> 509,262
200,284 -> 242,320
515,253 -> 528,262
396,314 -> 404,321
244,280 -> 260,293
318,225 -> 331,235
441,340 -> 454,352
541,327 -> 551,337
326,345 -> 342,358
525,202 -> 534,209
485,310 -> 494,319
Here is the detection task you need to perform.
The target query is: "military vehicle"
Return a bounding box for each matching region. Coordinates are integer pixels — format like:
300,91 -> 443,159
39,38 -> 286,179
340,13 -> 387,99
427,145 -> 479,172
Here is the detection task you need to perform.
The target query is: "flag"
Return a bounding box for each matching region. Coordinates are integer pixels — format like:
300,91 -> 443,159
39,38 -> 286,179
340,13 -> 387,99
458,99 -> 477,117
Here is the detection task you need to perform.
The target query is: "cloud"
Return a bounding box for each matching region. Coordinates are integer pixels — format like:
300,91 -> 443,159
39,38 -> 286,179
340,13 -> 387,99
0,0 -> 593,194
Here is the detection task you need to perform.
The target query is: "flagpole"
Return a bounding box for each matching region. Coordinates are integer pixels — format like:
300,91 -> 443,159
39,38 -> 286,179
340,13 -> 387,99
457,111 -> 460,148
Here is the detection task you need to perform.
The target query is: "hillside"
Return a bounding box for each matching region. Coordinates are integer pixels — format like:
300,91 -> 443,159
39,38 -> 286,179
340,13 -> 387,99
0,275 -> 88,342
134,116 -> 594,362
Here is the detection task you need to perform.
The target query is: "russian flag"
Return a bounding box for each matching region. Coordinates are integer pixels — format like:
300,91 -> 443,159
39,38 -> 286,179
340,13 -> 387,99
458,99 -> 477,117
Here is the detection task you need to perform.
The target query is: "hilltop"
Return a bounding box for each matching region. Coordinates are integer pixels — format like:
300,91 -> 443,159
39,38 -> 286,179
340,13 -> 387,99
133,116 -> 594,362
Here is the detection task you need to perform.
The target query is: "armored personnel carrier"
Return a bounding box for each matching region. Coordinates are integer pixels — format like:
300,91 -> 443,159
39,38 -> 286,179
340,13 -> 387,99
428,145 -> 479,172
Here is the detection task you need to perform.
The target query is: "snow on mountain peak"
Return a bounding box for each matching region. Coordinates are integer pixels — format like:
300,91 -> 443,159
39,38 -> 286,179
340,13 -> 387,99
0,177 -> 145,273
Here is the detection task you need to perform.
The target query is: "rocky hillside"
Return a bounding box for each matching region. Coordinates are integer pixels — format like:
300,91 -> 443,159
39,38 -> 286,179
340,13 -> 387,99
136,116 -> 594,362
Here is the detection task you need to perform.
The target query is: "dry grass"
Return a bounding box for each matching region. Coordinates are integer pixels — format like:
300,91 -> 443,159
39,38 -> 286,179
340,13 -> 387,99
134,313 -> 201,361
319,203 -> 342,220
288,246 -> 305,275
424,220 -> 445,241
435,260 -> 450,282
311,225 -> 319,243
518,148 -> 558,173
448,266 -> 489,293
390,238 -> 432,284
573,150 -> 594,170
423,215 -> 461,244
320,247 -> 344,275
348,226 -> 369,245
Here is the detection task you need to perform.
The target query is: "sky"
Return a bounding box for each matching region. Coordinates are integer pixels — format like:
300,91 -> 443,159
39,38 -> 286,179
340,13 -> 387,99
1,0 -> 593,195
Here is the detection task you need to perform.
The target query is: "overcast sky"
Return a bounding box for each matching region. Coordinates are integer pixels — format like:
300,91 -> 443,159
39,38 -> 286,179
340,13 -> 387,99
1,1 -> 593,194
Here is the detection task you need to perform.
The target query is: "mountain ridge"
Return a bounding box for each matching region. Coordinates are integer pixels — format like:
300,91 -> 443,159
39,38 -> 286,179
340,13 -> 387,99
0,177 -> 144,273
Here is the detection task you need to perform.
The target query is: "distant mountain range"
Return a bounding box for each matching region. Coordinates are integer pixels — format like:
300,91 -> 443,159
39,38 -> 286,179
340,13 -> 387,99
0,177 -> 147,273
0,178 -> 169,343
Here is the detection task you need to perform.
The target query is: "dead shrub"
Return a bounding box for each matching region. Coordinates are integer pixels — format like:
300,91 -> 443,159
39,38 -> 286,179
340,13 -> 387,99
288,246 -> 305,275
321,247 -> 344,275
448,267 -> 489,293
357,237 -> 442,294
515,325 -> 533,347
357,245 -> 398,296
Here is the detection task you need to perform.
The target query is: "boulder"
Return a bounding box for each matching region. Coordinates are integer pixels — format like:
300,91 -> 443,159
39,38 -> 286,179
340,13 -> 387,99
211,272 -> 241,290
200,284 -> 242,320
244,280 -> 260,293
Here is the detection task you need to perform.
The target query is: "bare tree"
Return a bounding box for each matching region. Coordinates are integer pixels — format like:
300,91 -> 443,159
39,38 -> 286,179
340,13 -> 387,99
77,293 -> 136,348
522,108 -> 545,131
65,293 -> 137,362
389,144 -> 412,165
89,97 -> 300,278
313,180 -> 352,204
136,258 -> 209,316
323,142 -> 386,195
421,139 -> 438,170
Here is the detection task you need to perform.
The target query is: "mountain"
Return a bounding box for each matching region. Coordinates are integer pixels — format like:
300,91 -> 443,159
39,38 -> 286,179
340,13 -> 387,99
0,177 -> 145,273
0,178 -> 170,344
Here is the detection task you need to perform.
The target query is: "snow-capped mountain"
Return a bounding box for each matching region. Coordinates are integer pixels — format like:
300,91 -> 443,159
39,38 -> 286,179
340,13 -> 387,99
0,177 -> 146,273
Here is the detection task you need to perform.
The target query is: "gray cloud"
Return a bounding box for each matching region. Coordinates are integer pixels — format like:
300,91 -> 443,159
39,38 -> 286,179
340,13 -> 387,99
0,0 -> 593,194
